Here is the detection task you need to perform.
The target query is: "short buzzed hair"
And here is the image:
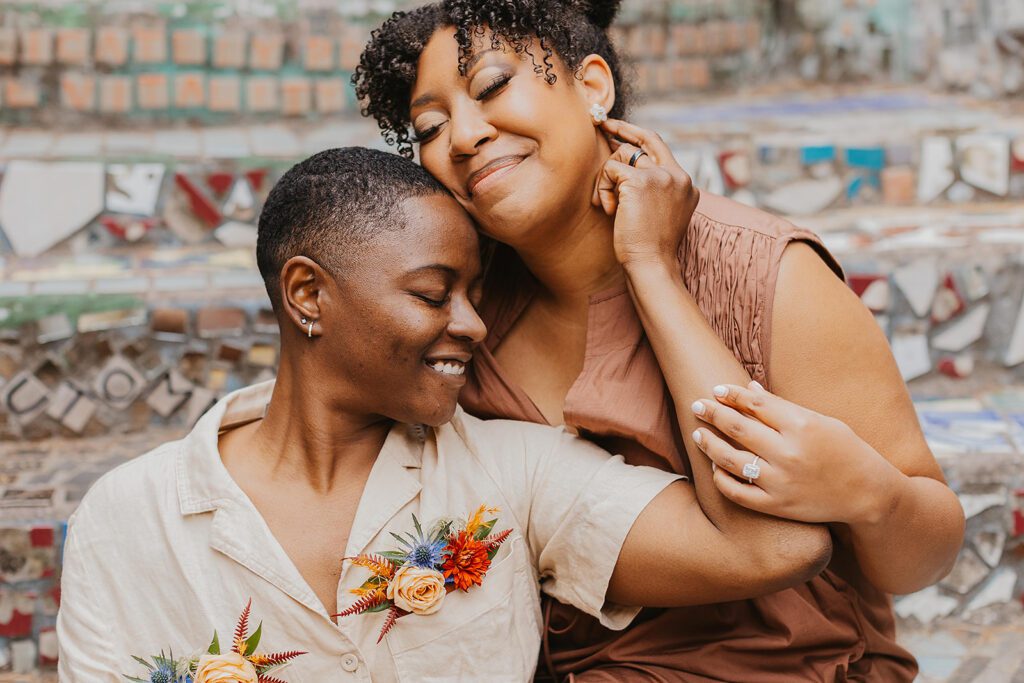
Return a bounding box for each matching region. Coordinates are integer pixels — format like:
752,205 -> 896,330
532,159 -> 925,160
256,147 -> 449,309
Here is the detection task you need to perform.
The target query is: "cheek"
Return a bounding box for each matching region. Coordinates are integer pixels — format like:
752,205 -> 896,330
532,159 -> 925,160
377,307 -> 444,362
420,150 -> 462,197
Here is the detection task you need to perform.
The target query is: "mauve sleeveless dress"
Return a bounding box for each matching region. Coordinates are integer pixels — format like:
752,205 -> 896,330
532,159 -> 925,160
459,192 -> 918,682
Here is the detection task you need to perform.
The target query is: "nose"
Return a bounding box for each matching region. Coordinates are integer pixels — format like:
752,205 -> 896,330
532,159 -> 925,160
448,102 -> 497,159
448,296 -> 488,344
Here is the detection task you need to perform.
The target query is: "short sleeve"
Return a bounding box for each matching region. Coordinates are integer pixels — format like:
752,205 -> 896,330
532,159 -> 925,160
523,429 -> 682,630
57,513 -> 123,682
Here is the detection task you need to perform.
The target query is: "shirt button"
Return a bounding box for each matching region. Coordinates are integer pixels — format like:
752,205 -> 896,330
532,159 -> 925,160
341,653 -> 360,672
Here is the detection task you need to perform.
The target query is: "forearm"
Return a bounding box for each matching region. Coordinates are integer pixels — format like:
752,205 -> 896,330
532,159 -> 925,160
623,258 -> 829,551
610,484 -> 829,606
845,466 -> 965,594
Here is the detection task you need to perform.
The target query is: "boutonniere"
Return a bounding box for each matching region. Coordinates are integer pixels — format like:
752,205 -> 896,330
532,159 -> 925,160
336,504 -> 512,643
125,600 -> 306,683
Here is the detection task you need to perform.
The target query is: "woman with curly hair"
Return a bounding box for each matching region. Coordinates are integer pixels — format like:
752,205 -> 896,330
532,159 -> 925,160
354,2 -> 965,681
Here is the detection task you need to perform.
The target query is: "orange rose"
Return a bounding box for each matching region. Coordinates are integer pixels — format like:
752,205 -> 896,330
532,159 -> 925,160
193,652 -> 259,683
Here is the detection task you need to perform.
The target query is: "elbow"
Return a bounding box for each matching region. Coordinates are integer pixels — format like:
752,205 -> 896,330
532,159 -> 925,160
875,504 -> 966,596
799,526 -> 834,582
762,525 -> 833,589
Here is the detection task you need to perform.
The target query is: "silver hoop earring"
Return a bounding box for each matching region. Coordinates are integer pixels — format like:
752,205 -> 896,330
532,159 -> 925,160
590,103 -> 608,124
307,320 -> 314,339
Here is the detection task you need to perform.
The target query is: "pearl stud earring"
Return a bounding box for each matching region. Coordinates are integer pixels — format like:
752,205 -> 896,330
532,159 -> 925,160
589,103 -> 608,124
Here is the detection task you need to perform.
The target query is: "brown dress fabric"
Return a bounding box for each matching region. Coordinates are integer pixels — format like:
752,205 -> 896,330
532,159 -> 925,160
459,192 -> 918,683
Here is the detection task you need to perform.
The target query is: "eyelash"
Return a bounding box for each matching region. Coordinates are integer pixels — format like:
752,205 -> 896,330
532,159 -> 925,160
416,294 -> 450,308
413,74 -> 512,144
476,73 -> 512,100
413,125 -> 442,143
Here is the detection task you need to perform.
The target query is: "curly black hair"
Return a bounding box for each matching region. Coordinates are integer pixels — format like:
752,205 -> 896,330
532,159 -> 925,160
353,0 -> 629,159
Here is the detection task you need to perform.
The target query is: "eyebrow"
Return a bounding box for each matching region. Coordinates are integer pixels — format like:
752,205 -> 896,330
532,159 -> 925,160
407,264 -> 459,277
409,49 -> 501,110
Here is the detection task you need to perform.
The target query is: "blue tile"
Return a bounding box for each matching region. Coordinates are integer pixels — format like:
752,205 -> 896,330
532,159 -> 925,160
801,145 -> 836,165
846,147 -> 887,170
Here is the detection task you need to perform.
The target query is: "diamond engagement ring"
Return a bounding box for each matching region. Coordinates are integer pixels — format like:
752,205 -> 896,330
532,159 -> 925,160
742,456 -> 761,484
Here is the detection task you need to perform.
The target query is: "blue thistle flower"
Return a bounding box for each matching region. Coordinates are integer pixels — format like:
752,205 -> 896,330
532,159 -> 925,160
390,514 -> 451,568
405,538 -> 449,568
149,665 -> 174,683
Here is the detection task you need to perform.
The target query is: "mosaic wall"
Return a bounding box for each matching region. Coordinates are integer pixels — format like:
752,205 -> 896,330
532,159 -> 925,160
1,0 -> 1024,675
1,105 -> 1024,441
0,0 -> 379,125
1,0 -> 1021,129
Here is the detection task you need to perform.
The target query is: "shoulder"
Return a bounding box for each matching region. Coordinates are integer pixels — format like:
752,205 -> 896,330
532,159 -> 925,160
444,409 -> 616,476
686,191 -> 843,277
444,408 -> 573,460
692,191 -> 800,239
678,192 -> 845,382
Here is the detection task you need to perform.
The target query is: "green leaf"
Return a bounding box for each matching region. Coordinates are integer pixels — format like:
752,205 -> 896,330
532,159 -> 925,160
244,621 -> 263,656
474,519 -> 497,541
390,532 -> 412,549
355,579 -> 377,593
487,546 -> 500,561
123,676 -> 148,682
379,550 -> 408,563
412,514 -> 423,538
208,630 -> 220,655
363,600 -> 392,614
130,656 -> 154,670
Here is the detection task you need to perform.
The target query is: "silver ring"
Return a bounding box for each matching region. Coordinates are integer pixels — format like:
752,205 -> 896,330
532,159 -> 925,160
628,149 -> 648,167
742,456 -> 761,484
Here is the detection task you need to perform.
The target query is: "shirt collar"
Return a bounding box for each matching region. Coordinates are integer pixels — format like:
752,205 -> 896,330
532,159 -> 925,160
175,379 -> 425,517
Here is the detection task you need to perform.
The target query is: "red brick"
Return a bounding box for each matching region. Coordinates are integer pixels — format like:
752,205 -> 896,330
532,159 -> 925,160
30,527 -> 54,548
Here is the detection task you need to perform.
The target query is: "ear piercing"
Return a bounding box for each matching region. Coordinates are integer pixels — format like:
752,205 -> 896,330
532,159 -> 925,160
590,103 -> 608,124
300,317 -> 315,339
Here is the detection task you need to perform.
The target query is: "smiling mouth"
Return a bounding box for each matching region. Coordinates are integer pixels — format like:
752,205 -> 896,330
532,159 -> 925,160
425,359 -> 467,377
467,155 -> 525,198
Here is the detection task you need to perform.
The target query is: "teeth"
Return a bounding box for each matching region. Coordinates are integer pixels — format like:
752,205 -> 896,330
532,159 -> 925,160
429,361 -> 465,376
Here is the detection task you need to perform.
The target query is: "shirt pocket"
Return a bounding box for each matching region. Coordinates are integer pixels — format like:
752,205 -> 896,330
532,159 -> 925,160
388,537 -> 534,681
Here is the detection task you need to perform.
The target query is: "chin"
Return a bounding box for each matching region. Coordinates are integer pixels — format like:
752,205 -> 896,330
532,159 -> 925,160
408,399 -> 459,428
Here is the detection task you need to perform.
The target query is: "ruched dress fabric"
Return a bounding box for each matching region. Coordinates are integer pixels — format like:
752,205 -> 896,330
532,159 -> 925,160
459,192 -> 919,683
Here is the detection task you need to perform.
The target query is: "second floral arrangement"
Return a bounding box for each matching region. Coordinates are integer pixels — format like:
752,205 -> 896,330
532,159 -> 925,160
126,600 -> 305,683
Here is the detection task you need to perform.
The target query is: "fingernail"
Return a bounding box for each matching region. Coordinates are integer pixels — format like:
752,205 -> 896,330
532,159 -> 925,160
750,380 -> 764,391
691,400 -> 705,416
692,430 -> 702,445
711,463 -> 718,474
713,385 -> 728,397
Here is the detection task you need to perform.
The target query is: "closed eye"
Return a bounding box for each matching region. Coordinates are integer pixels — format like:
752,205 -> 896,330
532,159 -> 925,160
476,74 -> 512,101
413,122 -> 445,144
415,293 -> 450,307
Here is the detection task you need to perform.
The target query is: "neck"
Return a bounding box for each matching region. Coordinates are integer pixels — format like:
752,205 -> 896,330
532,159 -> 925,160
251,355 -> 391,494
515,202 -> 624,309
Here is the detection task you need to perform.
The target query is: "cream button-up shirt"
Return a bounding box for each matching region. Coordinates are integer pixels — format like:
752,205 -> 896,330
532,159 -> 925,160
57,381 -> 679,682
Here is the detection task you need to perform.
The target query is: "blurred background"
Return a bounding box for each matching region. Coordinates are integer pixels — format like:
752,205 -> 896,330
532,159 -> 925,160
0,0 -> 1022,680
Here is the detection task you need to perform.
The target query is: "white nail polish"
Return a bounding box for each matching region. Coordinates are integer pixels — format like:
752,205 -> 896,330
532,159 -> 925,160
750,381 -> 764,391
691,401 -> 705,416
692,430 -> 702,445
713,385 -> 728,397
711,463 -> 718,473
